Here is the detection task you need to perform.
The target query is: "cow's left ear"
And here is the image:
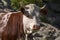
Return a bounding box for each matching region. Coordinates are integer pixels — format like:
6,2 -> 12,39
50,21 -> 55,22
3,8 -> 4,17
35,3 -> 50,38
40,4 -> 48,15
40,8 -> 47,15
20,7 -> 25,14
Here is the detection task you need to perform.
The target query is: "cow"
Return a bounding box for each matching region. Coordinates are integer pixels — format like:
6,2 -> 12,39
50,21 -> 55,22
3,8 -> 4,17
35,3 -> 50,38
0,4 -> 41,40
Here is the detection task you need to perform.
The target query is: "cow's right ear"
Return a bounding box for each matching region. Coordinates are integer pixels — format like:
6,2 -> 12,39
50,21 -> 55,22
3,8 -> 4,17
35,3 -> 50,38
20,7 -> 25,14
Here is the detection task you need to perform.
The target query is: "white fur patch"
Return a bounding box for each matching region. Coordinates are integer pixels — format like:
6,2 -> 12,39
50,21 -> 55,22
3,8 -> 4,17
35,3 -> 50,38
0,12 -> 22,33
0,12 -> 12,32
23,15 -> 35,33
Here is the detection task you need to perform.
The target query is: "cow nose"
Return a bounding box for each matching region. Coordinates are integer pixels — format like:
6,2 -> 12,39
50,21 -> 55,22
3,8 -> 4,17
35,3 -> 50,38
33,25 -> 40,30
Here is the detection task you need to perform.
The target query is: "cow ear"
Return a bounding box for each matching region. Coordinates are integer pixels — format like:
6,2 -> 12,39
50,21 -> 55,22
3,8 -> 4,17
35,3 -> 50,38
20,7 -> 25,14
40,8 -> 47,15
40,4 -> 48,15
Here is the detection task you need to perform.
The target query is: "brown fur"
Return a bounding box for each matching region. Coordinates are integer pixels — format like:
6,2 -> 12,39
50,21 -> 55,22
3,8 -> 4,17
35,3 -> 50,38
2,12 -> 25,40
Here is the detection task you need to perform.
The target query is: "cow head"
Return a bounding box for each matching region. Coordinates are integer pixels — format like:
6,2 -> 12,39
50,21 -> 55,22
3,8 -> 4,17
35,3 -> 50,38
20,4 -> 41,34
21,4 -> 40,33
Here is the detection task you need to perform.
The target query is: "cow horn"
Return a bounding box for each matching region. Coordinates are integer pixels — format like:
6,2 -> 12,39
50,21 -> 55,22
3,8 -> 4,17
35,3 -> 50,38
40,4 -> 46,9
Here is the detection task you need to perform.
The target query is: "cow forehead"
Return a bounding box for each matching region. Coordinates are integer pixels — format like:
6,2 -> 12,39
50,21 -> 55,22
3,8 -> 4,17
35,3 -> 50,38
25,4 -> 35,14
25,4 -> 35,8
25,4 -> 40,16
25,4 -> 39,10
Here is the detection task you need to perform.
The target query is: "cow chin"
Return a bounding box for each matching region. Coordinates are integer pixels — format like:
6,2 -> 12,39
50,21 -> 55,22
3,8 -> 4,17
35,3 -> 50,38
26,30 -> 32,34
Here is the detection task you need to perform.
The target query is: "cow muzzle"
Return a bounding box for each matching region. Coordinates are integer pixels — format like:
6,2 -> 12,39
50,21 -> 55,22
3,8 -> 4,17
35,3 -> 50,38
33,25 -> 40,30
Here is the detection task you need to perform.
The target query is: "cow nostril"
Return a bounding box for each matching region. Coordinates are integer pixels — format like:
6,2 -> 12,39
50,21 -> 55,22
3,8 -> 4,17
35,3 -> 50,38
33,25 -> 40,30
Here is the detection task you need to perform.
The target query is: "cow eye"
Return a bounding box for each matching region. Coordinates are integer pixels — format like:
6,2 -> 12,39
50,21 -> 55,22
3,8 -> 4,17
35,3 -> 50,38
25,7 -> 29,9
27,15 -> 32,19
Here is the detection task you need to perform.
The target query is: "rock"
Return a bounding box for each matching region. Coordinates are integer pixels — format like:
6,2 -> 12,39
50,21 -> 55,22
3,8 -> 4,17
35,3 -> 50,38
30,22 -> 60,40
55,36 -> 60,40
0,0 -> 16,12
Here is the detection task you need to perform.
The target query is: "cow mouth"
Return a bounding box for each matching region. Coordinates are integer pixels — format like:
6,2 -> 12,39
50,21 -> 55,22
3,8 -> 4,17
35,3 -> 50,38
33,25 -> 40,31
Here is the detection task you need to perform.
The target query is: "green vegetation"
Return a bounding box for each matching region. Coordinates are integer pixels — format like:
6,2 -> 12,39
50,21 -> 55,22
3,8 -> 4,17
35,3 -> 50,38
10,0 -> 49,22
11,0 -> 45,10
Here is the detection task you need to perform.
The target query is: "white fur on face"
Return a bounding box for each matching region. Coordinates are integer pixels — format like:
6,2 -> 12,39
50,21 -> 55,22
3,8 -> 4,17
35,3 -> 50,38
23,4 -> 41,34
23,15 -> 37,33
25,4 -> 34,15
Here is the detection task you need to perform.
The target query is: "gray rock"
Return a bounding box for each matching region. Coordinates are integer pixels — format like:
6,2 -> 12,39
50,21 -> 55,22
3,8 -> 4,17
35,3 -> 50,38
55,36 -> 60,40
0,0 -> 16,12
31,22 -> 60,40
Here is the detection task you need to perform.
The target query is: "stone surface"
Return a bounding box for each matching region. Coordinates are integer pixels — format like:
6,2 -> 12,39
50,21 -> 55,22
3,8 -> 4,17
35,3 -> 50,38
28,22 -> 60,40
0,0 -> 16,12
55,36 -> 60,40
